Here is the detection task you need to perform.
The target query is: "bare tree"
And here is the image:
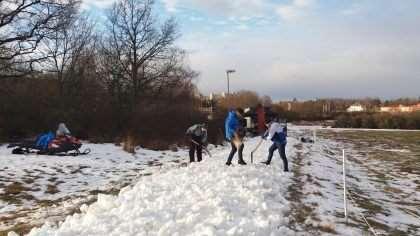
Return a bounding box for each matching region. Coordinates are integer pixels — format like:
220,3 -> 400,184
42,12 -> 95,94
0,0 -> 78,77
99,0 -> 179,101
218,90 -> 261,109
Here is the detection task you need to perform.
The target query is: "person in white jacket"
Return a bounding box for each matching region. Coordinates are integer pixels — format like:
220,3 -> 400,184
261,119 -> 289,172
56,123 -> 71,137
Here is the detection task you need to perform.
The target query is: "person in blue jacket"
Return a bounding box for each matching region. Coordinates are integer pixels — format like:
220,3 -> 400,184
225,108 -> 247,166
261,118 -> 289,172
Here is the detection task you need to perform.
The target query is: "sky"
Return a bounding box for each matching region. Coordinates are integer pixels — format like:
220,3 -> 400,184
82,0 -> 420,101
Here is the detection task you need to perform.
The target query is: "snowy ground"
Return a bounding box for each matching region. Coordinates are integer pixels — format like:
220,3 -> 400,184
315,129 -> 420,235
27,138 -> 296,236
2,126 -> 420,235
286,127 -> 420,235
0,143 -> 192,234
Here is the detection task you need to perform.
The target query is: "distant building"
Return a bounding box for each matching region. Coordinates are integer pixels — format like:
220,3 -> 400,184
380,106 -> 393,112
346,103 -> 365,112
380,103 -> 420,113
197,94 -> 216,120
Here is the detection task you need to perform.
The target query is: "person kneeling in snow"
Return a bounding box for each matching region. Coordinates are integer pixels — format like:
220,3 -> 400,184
225,108 -> 247,166
261,119 -> 289,172
185,123 -> 208,162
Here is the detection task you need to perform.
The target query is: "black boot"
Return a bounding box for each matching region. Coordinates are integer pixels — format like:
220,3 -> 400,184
226,162 -> 232,166
237,143 -> 246,165
261,160 -> 270,165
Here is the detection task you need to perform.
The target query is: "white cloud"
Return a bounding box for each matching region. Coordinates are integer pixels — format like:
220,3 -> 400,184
189,16 -> 204,22
162,0 -> 178,12
214,20 -> 228,25
275,0 -> 316,22
161,0 -> 267,18
78,0 -> 420,100
82,0 -> 117,9
236,24 -> 249,30
294,0 -> 315,8
340,3 -> 362,16
180,9 -> 420,100
276,6 -> 300,21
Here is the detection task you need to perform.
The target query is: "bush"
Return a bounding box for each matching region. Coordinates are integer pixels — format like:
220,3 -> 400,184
333,112 -> 420,130
0,77 -> 213,150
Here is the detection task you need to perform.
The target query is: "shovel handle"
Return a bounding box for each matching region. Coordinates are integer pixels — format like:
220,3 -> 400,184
191,139 -> 212,157
250,139 -> 264,163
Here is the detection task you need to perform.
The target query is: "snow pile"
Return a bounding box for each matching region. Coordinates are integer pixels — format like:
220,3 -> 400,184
27,149 -> 294,236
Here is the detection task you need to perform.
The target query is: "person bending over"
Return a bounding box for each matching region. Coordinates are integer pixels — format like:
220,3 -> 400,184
186,123 -> 208,162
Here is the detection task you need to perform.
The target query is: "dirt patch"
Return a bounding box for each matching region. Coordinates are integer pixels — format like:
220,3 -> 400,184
48,177 -> 58,182
4,182 -> 28,195
22,177 -> 35,185
90,188 -> 121,196
286,143 -> 336,234
45,184 -> 60,194
0,223 -> 38,236
0,182 -> 35,204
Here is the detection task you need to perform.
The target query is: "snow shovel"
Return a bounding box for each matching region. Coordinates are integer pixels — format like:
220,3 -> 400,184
191,140 -> 212,157
250,139 -> 264,164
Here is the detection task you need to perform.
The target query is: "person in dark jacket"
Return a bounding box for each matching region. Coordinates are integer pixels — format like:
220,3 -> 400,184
186,123 -> 208,162
225,108 -> 247,166
261,119 -> 289,172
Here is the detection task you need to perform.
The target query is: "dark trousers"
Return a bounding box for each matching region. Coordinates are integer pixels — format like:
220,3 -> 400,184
189,137 -> 202,162
227,141 -> 245,164
267,143 -> 289,171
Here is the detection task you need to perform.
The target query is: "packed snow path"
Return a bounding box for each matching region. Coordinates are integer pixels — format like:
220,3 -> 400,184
27,138 -> 296,236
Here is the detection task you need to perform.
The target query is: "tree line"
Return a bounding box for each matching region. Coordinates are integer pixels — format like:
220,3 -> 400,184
271,98 -> 420,129
334,112 -> 420,130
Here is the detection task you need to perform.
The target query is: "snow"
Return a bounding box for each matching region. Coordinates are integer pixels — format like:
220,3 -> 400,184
321,127 -> 420,132
375,148 -> 411,153
27,138 -> 295,236
288,127 -> 420,235
2,125 -> 419,235
0,143 -> 192,231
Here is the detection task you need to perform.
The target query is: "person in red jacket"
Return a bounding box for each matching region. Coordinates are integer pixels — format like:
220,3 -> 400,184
256,104 -> 266,135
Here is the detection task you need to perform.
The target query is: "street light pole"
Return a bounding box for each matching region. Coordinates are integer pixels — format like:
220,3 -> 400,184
226,69 -> 235,95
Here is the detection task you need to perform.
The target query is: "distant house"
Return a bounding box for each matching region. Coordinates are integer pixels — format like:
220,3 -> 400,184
197,94 -> 217,120
380,106 -> 393,112
414,103 -> 420,111
380,103 -> 420,113
346,103 -> 365,112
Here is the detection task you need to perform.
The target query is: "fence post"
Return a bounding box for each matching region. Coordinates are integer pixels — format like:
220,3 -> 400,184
343,149 -> 348,223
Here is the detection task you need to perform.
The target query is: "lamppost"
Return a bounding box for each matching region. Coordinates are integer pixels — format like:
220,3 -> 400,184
226,69 -> 235,95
